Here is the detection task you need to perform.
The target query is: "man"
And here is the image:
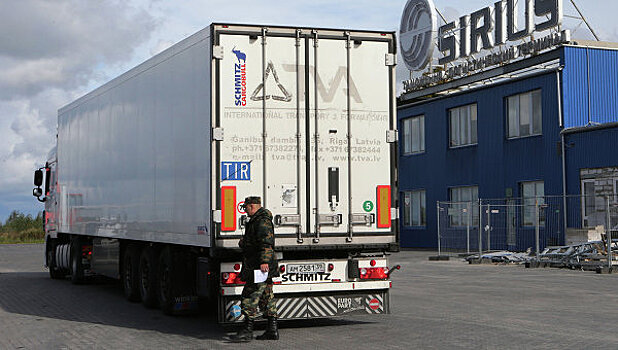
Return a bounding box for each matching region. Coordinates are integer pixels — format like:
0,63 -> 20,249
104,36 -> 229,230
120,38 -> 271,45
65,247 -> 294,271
230,196 -> 279,342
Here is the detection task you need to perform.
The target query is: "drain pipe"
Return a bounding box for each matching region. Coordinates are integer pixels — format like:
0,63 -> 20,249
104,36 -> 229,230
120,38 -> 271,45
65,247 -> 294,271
556,66 -> 567,244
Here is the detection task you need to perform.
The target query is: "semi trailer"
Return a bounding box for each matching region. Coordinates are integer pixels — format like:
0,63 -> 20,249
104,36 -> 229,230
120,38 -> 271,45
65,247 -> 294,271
32,23 -> 400,322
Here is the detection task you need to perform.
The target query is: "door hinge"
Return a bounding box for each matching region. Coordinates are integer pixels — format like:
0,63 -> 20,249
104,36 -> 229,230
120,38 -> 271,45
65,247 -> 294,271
212,127 -> 224,141
386,130 -> 398,143
213,210 -> 222,223
385,53 -> 397,66
213,45 -> 224,60
391,208 -> 399,220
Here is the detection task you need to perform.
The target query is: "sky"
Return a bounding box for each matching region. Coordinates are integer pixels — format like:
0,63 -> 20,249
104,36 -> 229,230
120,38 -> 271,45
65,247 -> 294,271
0,0 -> 616,222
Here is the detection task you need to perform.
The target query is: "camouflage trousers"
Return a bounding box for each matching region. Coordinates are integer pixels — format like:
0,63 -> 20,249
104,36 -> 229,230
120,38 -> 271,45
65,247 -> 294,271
241,281 -> 277,320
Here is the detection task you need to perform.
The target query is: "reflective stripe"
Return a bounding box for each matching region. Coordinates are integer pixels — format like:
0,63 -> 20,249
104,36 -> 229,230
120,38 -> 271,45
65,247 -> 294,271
376,185 -> 391,228
221,186 -> 237,231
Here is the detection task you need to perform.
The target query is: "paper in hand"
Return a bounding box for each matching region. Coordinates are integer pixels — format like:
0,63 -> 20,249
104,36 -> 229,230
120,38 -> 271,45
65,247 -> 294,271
254,269 -> 268,283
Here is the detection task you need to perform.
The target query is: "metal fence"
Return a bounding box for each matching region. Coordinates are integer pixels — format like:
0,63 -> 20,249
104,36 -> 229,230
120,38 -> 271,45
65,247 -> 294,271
436,195 -> 618,263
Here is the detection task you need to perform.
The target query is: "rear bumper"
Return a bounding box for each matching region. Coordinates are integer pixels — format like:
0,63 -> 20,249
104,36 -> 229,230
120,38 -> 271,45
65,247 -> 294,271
221,280 -> 390,295
220,288 -> 390,323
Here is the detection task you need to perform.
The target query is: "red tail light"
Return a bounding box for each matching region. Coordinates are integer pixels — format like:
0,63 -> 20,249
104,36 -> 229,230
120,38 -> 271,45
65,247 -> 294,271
359,267 -> 388,280
221,272 -> 245,285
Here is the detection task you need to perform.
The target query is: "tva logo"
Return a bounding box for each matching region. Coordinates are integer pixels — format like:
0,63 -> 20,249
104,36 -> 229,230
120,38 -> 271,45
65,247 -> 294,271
233,47 -> 247,106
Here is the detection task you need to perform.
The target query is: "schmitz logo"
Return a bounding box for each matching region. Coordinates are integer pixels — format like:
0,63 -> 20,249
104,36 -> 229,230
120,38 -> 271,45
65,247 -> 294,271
399,0 -> 437,71
232,47 -> 247,106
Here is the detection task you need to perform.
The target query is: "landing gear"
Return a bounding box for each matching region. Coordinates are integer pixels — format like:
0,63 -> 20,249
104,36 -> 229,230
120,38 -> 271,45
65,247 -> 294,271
70,237 -> 85,284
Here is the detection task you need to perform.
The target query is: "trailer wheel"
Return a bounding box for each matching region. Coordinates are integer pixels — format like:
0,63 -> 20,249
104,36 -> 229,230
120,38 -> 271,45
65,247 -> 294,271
139,246 -> 159,308
47,240 -> 65,280
70,238 -> 85,284
122,245 -> 141,302
158,247 -> 175,315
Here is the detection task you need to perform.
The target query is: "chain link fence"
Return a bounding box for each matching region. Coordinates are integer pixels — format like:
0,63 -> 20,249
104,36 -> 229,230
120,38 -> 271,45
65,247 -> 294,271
436,195 -> 617,267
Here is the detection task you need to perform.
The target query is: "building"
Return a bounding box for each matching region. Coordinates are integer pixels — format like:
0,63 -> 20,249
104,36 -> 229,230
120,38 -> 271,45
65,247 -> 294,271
397,41 -> 618,250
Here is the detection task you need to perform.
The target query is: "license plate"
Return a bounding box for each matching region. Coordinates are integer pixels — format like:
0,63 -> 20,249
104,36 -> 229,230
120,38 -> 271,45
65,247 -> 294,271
287,263 -> 325,274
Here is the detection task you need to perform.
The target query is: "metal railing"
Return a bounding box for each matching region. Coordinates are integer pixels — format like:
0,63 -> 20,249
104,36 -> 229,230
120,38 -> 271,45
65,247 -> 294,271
436,195 -> 617,270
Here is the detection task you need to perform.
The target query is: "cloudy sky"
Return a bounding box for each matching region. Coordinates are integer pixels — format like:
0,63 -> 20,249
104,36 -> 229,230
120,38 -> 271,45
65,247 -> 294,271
1,0 -> 616,222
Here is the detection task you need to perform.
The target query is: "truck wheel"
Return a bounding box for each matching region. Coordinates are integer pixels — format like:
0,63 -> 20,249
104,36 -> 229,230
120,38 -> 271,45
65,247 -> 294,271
70,238 -> 85,284
122,245 -> 141,302
47,240 -> 65,280
158,247 -> 175,315
139,246 -> 159,308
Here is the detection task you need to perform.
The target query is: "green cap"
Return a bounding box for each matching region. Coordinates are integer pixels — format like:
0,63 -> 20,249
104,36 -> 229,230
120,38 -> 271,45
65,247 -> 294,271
244,196 -> 261,205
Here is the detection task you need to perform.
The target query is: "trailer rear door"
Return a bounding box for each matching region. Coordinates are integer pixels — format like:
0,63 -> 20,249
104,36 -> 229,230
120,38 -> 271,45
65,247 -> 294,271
214,25 -> 396,246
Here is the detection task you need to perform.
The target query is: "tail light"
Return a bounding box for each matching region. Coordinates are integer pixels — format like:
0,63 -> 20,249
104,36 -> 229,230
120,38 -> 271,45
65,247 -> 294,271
221,272 -> 245,285
359,267 -> 388,280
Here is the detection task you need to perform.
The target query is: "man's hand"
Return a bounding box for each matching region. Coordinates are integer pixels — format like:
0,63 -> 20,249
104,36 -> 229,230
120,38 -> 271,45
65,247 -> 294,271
260,264 -> 269,273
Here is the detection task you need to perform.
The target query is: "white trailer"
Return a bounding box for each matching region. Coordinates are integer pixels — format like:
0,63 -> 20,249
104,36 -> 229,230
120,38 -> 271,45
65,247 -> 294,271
33,23 -> 399,322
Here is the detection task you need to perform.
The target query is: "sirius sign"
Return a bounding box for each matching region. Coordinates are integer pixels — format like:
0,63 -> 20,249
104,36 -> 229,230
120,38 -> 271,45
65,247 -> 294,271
400,0 -> 569,92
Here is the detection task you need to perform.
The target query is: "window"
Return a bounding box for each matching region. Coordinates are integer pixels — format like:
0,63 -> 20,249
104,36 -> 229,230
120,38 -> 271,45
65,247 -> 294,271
521,181 -> 544,226
449,186 -> 479,226
449,104 -> 477,147
507,90 -> 542,138
402,115 -> 425,154
403,190 -> 426,226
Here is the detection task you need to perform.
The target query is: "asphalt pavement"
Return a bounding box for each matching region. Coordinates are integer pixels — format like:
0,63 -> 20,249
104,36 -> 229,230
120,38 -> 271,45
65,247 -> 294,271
1,244 -> 617,349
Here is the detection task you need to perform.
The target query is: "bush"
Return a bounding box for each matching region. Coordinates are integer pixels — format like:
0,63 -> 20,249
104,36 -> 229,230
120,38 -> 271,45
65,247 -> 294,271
0,210 -> 45,243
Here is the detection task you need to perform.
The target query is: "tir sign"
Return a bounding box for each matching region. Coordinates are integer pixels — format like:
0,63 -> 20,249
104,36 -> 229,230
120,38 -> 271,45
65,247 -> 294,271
438,0 -> 563,65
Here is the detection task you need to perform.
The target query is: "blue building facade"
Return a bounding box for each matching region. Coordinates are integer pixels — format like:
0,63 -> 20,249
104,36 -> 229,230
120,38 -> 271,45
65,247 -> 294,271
398,44 -> 618,249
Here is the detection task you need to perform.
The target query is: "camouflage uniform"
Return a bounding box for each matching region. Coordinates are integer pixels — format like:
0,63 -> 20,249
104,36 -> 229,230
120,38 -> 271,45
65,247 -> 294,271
239,206 -> 279,320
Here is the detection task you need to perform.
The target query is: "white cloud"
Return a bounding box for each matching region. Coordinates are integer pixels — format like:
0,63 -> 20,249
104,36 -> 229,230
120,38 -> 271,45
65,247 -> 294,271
0,0 -> 158,221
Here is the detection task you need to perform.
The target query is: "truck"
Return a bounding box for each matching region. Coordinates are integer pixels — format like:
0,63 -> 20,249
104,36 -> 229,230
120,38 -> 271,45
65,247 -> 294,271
32,23 -> 400,322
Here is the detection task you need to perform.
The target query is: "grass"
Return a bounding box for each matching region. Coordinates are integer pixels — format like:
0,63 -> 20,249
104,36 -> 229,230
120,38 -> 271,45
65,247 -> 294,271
0,228 -> 45,244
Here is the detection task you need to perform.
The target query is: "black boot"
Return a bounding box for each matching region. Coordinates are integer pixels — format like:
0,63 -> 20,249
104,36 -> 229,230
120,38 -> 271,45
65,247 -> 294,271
256,316 -> 279,340
229,317 -> 254,342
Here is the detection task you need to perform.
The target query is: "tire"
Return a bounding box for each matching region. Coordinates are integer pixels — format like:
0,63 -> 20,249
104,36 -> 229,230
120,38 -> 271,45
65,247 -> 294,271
70,238 -> 85,284
47,240 -> 65,280
158,247 -> 175,315
139,246 -> 159,308
122,245 -> 141,302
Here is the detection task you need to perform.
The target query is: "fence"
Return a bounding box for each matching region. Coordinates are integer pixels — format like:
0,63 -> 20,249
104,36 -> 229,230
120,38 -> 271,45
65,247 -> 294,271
436,195 -> 618,264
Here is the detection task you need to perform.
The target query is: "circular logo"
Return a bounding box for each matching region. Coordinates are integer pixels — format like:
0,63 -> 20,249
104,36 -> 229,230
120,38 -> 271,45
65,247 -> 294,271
237,201 -> 245,214
363,201 -> 374,212
368,298 -> 380,310
399,0 -> 437,71
230,305 -> 241,318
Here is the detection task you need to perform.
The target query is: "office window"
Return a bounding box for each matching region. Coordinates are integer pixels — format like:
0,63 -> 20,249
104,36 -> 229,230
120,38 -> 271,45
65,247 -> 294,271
507,90 -> 542,138
403,190 -> 426,226
521,181 -> 544,226
402,115 -> 425,154
449,104 -> 477,147
449,186 -> 479,226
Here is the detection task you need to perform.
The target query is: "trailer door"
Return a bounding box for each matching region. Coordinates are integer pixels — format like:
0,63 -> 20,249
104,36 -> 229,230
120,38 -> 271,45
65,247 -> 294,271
306,33 -> 393,239
215,26 -> 394,242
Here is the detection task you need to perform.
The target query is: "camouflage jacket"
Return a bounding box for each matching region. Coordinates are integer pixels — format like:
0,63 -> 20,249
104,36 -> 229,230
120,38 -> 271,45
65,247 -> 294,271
239,207 -> 279,282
